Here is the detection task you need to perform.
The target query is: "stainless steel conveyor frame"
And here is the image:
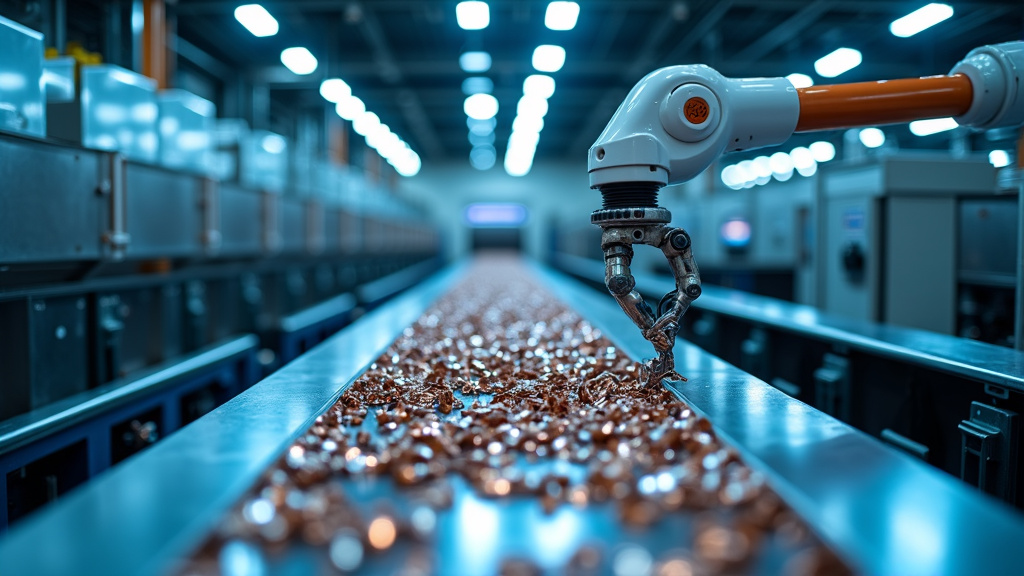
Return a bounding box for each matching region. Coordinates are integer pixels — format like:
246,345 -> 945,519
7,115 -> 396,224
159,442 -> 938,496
1,261 -> 1022,575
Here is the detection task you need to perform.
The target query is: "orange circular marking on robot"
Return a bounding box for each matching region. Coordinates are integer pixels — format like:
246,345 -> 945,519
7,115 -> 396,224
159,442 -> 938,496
684,97 -> 710,124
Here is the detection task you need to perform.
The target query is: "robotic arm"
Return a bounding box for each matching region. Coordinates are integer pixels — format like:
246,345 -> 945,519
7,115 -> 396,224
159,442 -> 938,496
589,42 -> 1024,385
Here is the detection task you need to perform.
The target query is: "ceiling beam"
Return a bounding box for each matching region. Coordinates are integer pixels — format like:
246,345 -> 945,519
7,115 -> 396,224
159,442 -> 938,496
730,0 -> 831,65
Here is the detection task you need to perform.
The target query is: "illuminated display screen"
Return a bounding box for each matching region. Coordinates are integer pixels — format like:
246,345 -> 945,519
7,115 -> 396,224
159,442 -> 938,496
464,203 -> 529,227
720,218 -> 752,248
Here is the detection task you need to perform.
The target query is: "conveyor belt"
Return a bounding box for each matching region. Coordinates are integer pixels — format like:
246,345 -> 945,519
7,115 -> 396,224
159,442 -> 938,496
1,258 -> 1023,575
177,257 -> 845,575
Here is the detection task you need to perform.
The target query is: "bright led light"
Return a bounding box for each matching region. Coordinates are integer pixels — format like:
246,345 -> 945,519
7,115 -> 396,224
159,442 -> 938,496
280,47 -> 317,75
464,93 -> 499,120
234,4 -> 278,37
470,145 -> 497,170
517,95 -> 548,118
859,127 -> 885,148
814,47 -> 861,78
456,1 -> 490,30
809,141 -> 835,162
261,134 -> 286,154
504,153 -> 533,177
467,117 -> 496,135
910,117 -> 958,136
319,78 -> 350,103
352,111 -> 381,136
459,51 -> 492,73
989,150 -> 1011,168
790,147 -> 815,169
469,131 -> 495,146
335,95 -> 365,121
510,130 -> 540,149
721,166 -> 743,189
532,45 -> 566,73
731,162 -> 753,188
796,162 -> 818,177
523,75 -> 556,99
786,73 -> 813,88
752,156 -> 772,185
512,115 -> 544,134
890,3 -> 953,38
545,1 -> 580,31
462,77 -> 493,95
769,152 -> 794,182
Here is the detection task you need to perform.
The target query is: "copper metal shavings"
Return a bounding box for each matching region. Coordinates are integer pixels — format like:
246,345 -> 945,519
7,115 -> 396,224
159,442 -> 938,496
179,258 -> 849,576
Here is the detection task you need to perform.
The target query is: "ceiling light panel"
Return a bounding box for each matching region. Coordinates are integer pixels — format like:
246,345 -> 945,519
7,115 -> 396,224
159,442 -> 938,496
280,47 -> 318,75
456,1 -> 490,30
234,4 -> 278,37
460,51 -> 492,73
814,48 -> 861,78
532,45 -> 566,73
890,3 -> 954,38
545,2 -> 580,31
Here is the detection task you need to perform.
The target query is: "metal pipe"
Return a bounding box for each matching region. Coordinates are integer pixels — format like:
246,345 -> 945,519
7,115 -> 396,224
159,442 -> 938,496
795,74 -> 973,132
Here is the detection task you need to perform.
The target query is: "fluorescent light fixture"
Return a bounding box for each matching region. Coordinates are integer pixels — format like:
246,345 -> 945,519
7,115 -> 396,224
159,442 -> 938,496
395,153 -> 421,177
523,74 -> 556,99
545,1 -> 580,31
469,131 -> 495,146
796,162 -> 818,177
721,166 -> 741,189
814,47 -> 861,78
467,117 -> 496,135
352,111 -> 381,136
319,78 -> 350,103
532,45 -> 566,73
504,154 -> 533,177
461,77 -> 494,95
280,47 -> 317,75
469,145 -> 497,170
234,4 -> 278,37
859,127 -> 885,148
459,51 -> 492,73
261,134 -> 286,154
809,141 -> 835,162
512,115 -> 544,134
769,152 -> 794,181
989,150 -> 1011,168
464,93 -> 499,120
335,95 -> 365,121
751,156 -> 772,185
790,146 -> 815,170
909,117 -> 958,136
465,203 -> 528,226
456,1 -> 490,30
786,73 -> 813,88
509,130 -> 540,148
890,3 -> 953,38
517,95 -> 549,118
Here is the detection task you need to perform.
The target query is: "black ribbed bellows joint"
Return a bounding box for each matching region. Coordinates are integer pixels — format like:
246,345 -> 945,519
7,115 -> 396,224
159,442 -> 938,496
599,182 -> 661,209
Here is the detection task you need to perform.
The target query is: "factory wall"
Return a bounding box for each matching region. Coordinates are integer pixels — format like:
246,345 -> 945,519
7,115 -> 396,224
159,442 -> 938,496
398,160 -> 595,260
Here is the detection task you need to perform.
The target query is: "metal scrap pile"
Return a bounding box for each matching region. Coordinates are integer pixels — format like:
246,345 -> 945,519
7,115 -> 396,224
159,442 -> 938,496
179,259 -> 846,576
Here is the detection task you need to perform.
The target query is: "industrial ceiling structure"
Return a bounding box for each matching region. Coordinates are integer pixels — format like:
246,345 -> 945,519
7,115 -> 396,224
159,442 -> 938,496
5,0 -> 1019,173
171,0 -> 1023,164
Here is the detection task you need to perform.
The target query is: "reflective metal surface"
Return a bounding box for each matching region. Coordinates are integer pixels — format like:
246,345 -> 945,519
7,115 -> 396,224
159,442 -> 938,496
0,335 -> 257,457
0,14 -> 45,137
555,253 -> 1024,392
535,263 -> 1024,576
157,90 -> 215,174
0,265 -> 463,576
80,66 -> 159,162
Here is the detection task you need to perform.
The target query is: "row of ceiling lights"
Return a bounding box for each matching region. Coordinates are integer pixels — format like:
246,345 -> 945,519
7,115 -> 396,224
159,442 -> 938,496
233,4 -> 421,177
456,1 -> 579,176
723,127 -> 1014,189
